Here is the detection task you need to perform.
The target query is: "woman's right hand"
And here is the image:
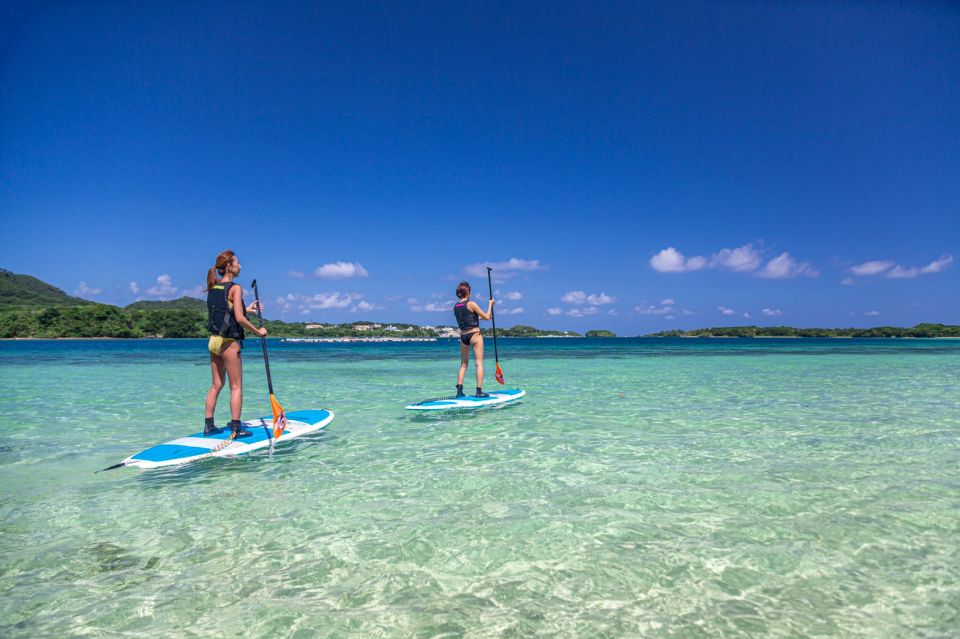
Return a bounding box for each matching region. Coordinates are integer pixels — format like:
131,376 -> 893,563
257,327 -> 268,337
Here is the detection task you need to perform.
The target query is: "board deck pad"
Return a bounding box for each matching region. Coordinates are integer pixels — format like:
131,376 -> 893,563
118,409 -> 334,469
405,389 -> 525,411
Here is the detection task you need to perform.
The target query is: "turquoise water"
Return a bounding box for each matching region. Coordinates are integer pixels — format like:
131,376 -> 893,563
1,338 -> 958,637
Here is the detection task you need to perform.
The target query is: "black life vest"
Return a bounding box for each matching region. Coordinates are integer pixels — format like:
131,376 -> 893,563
454,301 -> 479,331
207,281 -> 245,339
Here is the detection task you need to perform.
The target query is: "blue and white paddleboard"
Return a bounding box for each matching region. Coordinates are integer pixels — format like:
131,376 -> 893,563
406,389 -> 525,411
108,409 -> 334,470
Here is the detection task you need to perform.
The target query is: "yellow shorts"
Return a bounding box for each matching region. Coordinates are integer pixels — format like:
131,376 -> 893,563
208,335 -> 237,356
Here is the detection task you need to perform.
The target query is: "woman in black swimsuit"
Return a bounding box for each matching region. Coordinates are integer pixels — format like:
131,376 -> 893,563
453,281 -> 495,397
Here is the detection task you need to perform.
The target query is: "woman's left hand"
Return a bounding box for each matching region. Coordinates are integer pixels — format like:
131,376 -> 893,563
247,301 -> 262,314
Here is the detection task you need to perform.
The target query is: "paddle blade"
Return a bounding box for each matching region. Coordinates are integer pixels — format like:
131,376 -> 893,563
495,362 -> 505,385
270,394 -> 287,439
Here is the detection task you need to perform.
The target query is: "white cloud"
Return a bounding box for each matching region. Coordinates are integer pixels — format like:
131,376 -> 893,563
275,292 -> 365,314
635,299 -> 697,317
351,300 -> 380,313
561,290 -> 615,305
547,306 -> 601,317
758,252 -> 819,279
128,281 -> 140,295
921,255 -> 954,274
499,307 -> 525,315
74,282 -> 102,297
552,290 -> 617,317
651,244 -> 762,273
840,277 -> 856,286
409,296 -> 455,312
146,274 -> 178,299
847,255 -> 953,280
650,247 -> 706,273
304,292 -> 362,310
464,257 -> 547,279
424,302 -> 451,312
288,270 -> 306,279
887,254 -> 954,279
850,260 -> 894,276
762,308 -> 784,317
652,243 -> 816,279
635,304 -> 673,316
313,262 -> 369,279
279,295 -> 305,311
718,306 -> 736,316
503,291 -> 523,301
743,312 -> 751,318
712,245 -> 763,272
185,284 -> 206,299
865,310 -> 880,316
886,266 -> 918,279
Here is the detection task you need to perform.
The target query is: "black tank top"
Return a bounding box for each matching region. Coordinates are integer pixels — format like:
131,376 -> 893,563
453,301 -> 479,331
206,282 -> 245,339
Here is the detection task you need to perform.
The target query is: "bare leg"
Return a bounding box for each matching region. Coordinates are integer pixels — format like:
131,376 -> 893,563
205,353 -> 226,418
221,341 -> 243,421
457,340 -> 470,385
472,333 -> 485,388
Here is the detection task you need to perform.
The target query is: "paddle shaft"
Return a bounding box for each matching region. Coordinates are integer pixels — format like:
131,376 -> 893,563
486,267 -> 500,364
250,279 -> 275,396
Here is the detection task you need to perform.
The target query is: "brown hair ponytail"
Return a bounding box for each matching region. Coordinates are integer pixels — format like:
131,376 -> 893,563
206,250 -> 236,291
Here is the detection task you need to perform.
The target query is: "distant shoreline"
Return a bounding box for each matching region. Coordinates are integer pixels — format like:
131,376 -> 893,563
660,335 -> 960,340
283,337 -> 437,343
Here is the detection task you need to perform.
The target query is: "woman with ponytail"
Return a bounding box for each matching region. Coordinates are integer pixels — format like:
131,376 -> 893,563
453,281 -> 495,398
203,250 -> 267,438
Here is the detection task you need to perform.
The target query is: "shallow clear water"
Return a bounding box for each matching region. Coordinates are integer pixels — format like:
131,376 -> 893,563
1,338 -> 958,637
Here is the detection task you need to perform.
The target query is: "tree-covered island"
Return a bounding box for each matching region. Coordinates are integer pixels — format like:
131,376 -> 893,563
644,324 -> 960,338
0,270 -> 580,338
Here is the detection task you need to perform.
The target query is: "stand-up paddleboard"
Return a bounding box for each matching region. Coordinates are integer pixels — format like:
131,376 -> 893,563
103,409 -> 334,470
406,389 -> 525,411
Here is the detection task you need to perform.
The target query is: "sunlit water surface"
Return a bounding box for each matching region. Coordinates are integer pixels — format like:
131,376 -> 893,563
1,338 -> 958,637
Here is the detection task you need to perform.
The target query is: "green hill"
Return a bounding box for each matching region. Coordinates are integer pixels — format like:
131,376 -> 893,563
0,269 -> 91,308
126,296 -> 206,312
586,329 -> 616,337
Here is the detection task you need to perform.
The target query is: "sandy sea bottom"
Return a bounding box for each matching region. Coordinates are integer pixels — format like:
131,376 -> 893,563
0,338 -> 958,637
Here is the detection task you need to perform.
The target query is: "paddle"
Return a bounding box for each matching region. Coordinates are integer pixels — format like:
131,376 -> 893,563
251,280 -> 287,440
486,267 -> 505,384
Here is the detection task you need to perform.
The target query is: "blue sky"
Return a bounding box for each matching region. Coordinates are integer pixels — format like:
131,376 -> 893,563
1,1 -> 957,333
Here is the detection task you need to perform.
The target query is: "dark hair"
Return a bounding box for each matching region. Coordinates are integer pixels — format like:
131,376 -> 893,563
207,250 -> 235,291
456,281 -> 471,299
